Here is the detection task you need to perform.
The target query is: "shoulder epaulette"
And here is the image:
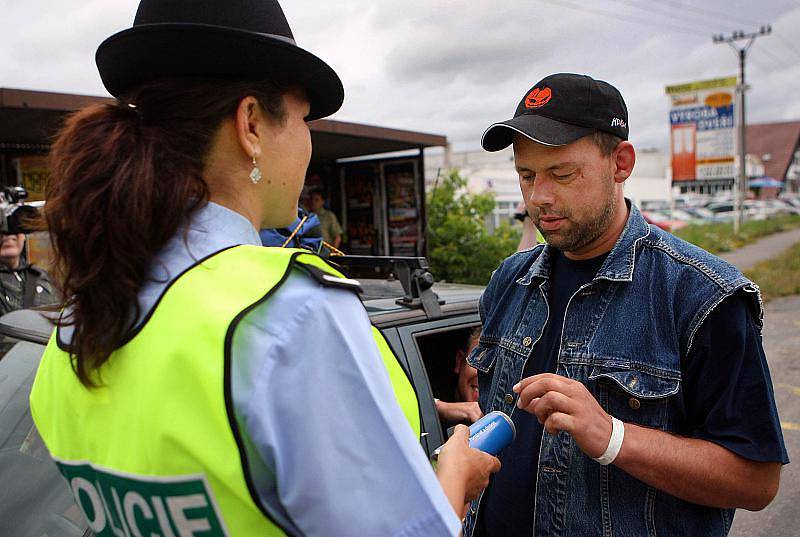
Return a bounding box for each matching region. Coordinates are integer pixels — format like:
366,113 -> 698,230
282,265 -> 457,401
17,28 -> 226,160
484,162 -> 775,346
295,262 -> 362,294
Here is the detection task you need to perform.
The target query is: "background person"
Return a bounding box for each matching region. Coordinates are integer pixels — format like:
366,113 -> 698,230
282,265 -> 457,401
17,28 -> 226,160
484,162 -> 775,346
0,232 -> 56,315
513,201 -> 544,251
308,187 -> 343,248
29,1 -> 498,535
464,73 -> 787,537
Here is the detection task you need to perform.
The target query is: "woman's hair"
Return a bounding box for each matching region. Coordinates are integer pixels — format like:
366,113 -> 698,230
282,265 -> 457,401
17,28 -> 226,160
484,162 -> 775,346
46,78 -> 287,387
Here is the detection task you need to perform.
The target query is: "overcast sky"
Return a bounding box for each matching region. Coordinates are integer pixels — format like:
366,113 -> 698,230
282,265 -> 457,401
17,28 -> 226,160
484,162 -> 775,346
2,0 -> 799,151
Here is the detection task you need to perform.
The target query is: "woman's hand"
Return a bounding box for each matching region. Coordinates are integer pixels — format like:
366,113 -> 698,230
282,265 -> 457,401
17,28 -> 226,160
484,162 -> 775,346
436,425 -> 501,517
435,400 -> 483,425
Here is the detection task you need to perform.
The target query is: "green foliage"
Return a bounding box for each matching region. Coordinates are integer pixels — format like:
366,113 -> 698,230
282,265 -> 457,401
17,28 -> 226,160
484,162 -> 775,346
675,215 -> 800,254
745,241 -> 800,302
426,170 -> 520,284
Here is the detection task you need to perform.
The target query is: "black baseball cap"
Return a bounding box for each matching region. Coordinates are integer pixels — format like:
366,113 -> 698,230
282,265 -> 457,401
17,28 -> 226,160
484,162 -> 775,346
481,73 -> 629,152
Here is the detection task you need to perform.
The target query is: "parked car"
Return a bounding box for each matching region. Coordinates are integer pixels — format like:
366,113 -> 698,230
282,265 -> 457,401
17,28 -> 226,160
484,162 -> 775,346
682,206 -> 724,223
641,210 -> 688,232
0,257 -> 484,536
705,201 -> 762,222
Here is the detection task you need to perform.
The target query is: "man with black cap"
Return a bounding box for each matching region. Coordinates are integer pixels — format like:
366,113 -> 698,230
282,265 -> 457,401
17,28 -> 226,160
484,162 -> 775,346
463,73 -> 788,536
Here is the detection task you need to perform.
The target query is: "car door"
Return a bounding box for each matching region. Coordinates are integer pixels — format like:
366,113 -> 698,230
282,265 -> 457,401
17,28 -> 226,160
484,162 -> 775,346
393,313 -> 481,457
0,338 -> 92,537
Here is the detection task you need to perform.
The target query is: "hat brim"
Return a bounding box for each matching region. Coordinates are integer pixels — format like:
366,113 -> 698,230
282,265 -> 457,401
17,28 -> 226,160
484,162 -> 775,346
96,24 -> 344,120
481,114 -> 596,152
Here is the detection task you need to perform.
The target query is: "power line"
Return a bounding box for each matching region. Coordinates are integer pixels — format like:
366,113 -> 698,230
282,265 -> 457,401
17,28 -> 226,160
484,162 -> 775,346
754,46 -> 789,71
642,0 -> 754,28
775,34 -> 800,62
538,0 -> 707,38
609,0 -> 728,35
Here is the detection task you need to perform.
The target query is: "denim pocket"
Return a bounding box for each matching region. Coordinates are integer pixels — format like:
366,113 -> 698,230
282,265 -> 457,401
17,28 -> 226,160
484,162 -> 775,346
466,342 -> 498,372
468,342 -> 500,414
589,366 -> 680,429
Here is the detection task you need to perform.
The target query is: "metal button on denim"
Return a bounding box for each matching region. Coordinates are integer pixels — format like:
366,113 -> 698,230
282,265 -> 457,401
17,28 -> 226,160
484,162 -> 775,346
523,336 -> 533,347
504,393 -> 514,404
629,397 -> 641,410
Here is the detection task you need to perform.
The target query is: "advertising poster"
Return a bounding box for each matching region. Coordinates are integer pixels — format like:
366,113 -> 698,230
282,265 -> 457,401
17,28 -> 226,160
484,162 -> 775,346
665,77 -> 737,183
14,156 -> 49,201
343,164 -> 379,255
384,161 -> 420,257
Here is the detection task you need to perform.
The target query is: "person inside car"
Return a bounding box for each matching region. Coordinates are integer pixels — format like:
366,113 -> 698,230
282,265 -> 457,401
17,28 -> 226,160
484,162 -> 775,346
29,1 -> 499,536
435,327 -> 483,427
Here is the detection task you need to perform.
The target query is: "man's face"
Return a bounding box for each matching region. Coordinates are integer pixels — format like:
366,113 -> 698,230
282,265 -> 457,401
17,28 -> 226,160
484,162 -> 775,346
514,135 -> 618,253
309,193 -> 324,212
0,233 -> 24,268
455,337 -> 479,403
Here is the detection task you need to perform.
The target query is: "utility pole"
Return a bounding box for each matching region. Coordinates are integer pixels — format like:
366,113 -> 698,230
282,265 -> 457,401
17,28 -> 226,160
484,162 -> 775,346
713,26 -> 771,235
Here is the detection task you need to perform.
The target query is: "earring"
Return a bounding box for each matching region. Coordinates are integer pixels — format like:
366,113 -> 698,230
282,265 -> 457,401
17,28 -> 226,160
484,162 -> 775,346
250,155 -> 262,184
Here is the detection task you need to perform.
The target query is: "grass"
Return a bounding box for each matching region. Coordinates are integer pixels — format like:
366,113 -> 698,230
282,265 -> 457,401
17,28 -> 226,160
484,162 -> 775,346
674,215 -> 800,254
744,241 -> 800,302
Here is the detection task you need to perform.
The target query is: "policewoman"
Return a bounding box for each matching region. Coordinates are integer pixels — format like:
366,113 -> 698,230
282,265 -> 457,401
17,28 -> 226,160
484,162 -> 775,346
29,1 -> 499,535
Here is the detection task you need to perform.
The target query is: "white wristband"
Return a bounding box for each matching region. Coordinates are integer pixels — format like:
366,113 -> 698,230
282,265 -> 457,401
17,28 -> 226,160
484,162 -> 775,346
593,416 -> 625,466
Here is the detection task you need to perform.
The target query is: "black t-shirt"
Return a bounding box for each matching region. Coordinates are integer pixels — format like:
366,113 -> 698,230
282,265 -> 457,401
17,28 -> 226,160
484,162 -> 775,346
478,250 -> 789,537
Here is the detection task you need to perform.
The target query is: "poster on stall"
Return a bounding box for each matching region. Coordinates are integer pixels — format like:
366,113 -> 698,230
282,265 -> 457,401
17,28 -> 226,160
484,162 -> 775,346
14,156 -> 49,201
665,76 -> 737,183
384,161 -> 420,257
343,164 -> 379,255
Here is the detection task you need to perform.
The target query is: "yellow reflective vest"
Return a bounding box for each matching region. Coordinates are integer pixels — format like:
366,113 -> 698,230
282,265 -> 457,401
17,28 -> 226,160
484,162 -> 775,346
30,246 -> 421,536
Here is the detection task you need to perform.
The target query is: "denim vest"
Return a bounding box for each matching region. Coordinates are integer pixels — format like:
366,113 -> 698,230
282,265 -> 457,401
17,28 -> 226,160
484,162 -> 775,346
464,204 -> 762,537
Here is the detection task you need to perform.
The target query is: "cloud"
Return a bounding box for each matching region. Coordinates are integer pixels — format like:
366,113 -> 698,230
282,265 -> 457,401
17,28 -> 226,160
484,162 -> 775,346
1,0 -> 799,154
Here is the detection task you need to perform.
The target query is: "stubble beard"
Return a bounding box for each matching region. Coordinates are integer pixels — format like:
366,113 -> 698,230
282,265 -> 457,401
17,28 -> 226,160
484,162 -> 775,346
536,175 -> 618,252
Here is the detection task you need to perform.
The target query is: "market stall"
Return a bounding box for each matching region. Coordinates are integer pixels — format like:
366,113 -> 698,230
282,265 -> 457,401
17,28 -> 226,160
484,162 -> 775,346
1,88 -> 447,260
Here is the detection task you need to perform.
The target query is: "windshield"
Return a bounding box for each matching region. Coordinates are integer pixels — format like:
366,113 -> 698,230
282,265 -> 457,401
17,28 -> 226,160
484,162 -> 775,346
0,339 -> 88,537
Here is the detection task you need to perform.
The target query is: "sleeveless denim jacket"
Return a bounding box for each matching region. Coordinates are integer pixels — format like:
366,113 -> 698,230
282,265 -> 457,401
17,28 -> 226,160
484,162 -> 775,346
463,204 -> 762,537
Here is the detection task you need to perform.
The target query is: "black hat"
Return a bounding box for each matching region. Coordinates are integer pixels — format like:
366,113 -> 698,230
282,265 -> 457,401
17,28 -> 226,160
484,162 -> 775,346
96,0 -> 343,120
481,73 -> 628,152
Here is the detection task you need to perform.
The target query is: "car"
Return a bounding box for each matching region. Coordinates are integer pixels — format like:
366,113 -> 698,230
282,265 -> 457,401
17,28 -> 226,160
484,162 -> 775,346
641,210 -> 688,232
0,256 -> 484,536
705,201 -> 763,222
682,206 -> 724,223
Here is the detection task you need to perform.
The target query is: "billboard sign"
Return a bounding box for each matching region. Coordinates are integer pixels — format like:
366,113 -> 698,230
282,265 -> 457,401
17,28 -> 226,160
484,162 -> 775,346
665,77 -> 737,182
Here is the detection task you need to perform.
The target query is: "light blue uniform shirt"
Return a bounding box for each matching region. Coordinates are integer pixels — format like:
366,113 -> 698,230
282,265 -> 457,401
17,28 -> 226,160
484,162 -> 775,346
127,202 -> 460,536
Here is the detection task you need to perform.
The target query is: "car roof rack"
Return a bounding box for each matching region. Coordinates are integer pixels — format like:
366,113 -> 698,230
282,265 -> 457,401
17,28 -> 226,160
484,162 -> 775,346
333,256 -> 444,319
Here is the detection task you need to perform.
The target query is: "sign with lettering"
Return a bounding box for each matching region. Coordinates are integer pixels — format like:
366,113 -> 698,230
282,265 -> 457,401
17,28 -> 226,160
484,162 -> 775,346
665,77 -> 737,183
56,460 -> 229,537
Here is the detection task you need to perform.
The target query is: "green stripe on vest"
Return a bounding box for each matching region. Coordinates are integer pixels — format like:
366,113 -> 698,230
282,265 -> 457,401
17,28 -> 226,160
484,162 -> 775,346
30,246 -> 421,536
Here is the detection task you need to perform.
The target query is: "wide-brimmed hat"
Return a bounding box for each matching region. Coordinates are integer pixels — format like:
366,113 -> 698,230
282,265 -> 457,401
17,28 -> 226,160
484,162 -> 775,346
96,0 -> 344,120
481,73 -> 628,151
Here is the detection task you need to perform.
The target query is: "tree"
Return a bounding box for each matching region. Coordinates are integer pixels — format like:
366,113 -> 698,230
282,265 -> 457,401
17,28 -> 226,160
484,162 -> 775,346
426,170 -> 521,285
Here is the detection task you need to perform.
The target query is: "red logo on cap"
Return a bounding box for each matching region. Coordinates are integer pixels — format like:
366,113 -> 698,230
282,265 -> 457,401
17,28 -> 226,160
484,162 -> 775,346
525,87 -> 552,108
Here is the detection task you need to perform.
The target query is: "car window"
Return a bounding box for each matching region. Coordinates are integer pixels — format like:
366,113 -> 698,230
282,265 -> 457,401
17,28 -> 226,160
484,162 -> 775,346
396,315 -> 481,456
0,339 -> 88,537
416,326 -> 479,408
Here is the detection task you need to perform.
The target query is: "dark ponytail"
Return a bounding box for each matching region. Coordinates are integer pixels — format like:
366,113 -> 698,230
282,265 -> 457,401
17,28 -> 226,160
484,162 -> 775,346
46,78 -> 286,387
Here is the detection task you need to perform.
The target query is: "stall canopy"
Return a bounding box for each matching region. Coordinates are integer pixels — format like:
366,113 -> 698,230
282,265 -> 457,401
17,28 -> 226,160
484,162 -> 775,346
1,88 -> 447,257
0,88 -> 446,157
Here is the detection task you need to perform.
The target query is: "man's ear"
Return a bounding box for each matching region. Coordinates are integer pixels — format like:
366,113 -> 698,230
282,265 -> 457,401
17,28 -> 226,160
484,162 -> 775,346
454,349 -> 465,373
612,141 -> 636,184
234,96 -> 264,160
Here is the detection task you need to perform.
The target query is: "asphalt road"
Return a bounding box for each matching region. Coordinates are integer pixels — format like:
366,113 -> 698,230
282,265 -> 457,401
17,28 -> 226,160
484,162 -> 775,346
729,295 -> 800,536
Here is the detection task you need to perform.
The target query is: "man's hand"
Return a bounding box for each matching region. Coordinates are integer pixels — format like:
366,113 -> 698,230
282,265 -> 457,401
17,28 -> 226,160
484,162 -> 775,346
435,400 -> 483,425
513,373 -> 611,458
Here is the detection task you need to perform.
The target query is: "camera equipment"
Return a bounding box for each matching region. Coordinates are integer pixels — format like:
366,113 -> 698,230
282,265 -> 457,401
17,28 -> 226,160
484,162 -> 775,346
0,186 -> 39,234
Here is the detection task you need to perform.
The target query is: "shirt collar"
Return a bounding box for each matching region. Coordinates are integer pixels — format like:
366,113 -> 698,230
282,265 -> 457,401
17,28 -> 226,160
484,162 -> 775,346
519,200 -> 650,285
184,201 -> 262,252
